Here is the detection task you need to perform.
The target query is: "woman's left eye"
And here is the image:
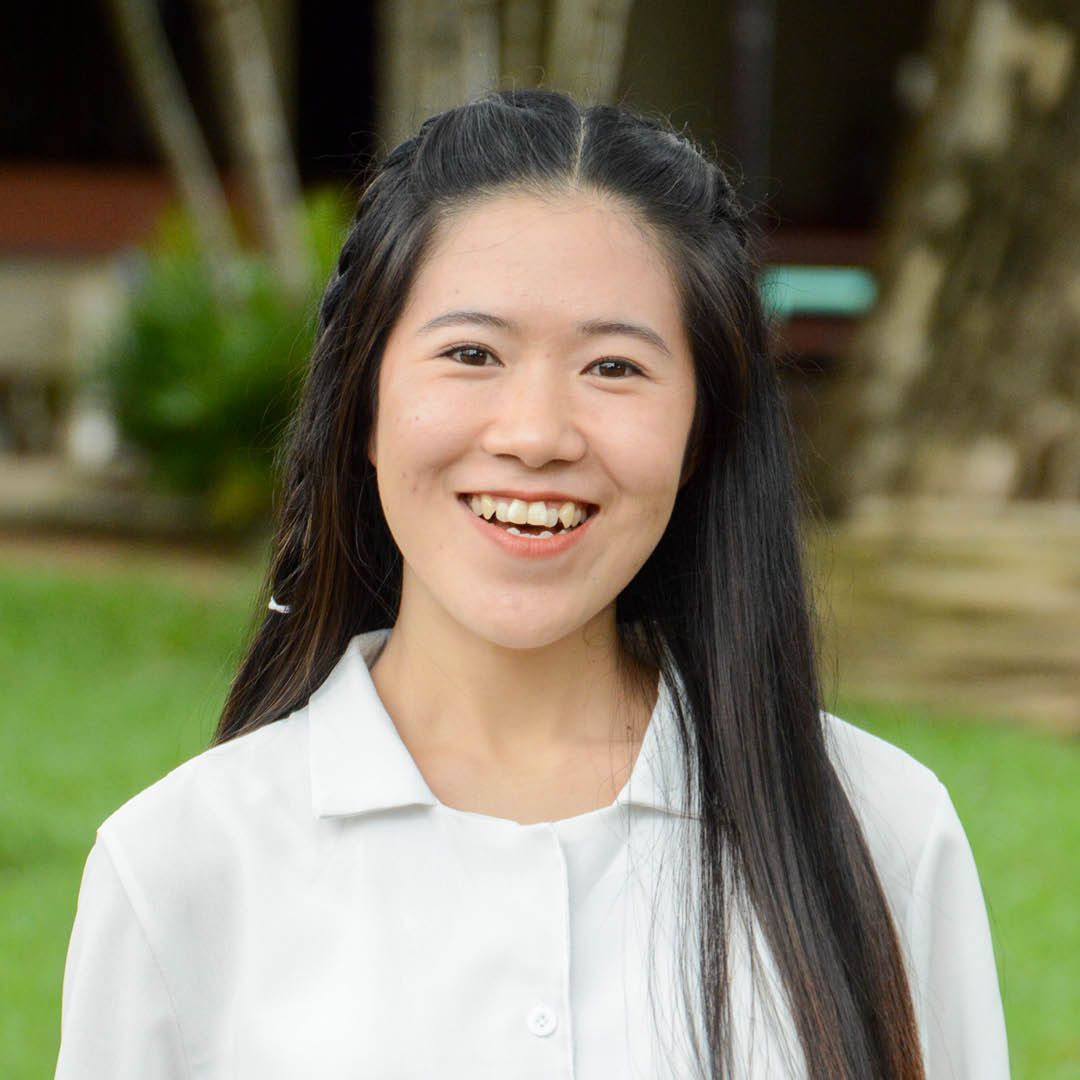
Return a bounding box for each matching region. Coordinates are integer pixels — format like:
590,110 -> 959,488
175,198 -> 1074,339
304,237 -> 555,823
589,358 -> 643,378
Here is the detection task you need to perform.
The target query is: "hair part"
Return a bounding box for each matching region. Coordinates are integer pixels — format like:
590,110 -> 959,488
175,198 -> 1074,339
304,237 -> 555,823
216,89 -> 924,1079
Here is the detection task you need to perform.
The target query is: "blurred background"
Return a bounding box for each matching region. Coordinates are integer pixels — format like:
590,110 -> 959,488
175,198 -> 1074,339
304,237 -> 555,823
1,1 -> 1076,1075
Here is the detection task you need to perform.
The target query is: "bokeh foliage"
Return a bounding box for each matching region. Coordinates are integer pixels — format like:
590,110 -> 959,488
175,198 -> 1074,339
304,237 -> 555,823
105,190 -> 349,529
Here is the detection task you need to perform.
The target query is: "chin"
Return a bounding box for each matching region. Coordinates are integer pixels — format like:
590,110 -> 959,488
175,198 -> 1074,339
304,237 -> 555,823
448,600 -> 604,653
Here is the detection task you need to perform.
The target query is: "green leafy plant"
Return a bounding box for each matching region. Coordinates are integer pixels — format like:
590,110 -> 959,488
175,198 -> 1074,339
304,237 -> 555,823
105,189 -> 349,530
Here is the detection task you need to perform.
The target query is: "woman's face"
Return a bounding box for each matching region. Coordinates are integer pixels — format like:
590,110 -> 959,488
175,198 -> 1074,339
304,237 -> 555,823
370,190 -> 698,650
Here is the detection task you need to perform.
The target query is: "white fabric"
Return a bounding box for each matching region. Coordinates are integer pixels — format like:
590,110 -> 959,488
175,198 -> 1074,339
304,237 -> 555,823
56,628 -> 1009,1078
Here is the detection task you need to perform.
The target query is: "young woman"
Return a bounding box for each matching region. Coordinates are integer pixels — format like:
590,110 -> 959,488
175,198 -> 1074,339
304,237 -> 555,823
56,90 -> 1008,1078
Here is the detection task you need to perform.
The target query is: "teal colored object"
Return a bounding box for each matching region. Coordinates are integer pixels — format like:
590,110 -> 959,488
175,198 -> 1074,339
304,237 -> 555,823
759,265 -> 878,319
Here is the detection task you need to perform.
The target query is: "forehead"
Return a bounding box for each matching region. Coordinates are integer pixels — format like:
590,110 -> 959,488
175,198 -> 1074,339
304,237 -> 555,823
398,190 -> 686,335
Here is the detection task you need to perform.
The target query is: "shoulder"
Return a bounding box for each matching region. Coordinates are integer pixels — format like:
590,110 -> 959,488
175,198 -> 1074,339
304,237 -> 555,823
822,711 -> 946,824
820,712 -> 950,921
95,708 -> 314,914
68,711 -> 320,1061
821,715 -> 1010,1074
103,707 -> 310,833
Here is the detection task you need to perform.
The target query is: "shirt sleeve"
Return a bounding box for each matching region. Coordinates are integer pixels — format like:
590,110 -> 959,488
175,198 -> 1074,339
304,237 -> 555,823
905,783 -> 1010,1079
55,839 -> 189,1079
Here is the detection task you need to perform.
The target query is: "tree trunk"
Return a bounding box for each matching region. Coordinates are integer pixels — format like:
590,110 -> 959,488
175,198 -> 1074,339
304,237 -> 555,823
414,2 -> 472,124
463,0 -> 501,99
501,0 -> 545,87
255,0 -> 298,135
546,0 -> 635,103
104,0 -> 239,278
377,0 -> 473,146
198,0 -> 307,300
375,0 -> 636,146
828,0 -> 1079,508
376,0 -> 423,147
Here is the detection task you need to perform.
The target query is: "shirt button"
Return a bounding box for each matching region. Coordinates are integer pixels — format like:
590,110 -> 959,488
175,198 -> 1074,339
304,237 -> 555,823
527,1003 -> 558,1038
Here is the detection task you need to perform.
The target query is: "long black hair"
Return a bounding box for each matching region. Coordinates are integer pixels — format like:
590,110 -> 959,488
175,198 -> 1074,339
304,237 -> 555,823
216,89 -> 924,1079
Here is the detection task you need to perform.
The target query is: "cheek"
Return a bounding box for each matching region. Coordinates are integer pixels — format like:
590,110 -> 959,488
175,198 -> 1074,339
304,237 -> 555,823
375,382 -> 477,481
604,403 -> 694,498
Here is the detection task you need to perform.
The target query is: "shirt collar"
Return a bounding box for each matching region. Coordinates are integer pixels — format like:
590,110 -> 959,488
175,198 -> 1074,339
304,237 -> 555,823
308,628 -> 691,820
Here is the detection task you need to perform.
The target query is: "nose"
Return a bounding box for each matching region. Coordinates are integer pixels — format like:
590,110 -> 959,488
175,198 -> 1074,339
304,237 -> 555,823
480,363 -> 587,468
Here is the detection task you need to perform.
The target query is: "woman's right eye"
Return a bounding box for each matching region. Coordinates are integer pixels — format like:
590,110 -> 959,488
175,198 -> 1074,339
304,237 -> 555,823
442,345 -> 497,366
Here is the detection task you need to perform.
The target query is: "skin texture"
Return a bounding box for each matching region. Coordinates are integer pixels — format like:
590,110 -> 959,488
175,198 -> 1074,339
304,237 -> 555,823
368,190 -> 697,821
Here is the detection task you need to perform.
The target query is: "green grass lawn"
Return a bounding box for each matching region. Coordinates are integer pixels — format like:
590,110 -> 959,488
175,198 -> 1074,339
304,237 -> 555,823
1,560 -> 1076,1078
835,699 -> 1080,1078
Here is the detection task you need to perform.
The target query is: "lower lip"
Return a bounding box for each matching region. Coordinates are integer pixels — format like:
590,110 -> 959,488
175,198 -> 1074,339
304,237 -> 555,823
459,497 -> 595,559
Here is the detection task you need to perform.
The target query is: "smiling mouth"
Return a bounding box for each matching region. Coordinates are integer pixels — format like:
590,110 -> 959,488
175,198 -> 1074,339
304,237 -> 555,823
458,493 -> 596,537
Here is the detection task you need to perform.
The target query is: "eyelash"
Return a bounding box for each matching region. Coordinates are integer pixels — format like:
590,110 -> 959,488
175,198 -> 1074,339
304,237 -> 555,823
440,345 -> 644,379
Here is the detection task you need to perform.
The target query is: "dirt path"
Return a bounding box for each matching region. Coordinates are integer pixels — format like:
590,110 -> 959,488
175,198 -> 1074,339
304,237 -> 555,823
0,530 -> 263,597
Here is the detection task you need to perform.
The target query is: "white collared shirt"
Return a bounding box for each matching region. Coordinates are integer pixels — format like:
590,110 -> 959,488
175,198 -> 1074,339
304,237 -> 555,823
56,629 -> 1009,1078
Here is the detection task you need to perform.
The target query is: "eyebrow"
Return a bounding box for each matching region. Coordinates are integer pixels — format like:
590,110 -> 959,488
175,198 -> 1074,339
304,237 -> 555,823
417,310 -> 673,358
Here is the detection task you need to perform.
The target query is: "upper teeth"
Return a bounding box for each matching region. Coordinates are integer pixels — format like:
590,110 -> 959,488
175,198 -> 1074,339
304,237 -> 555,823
466,495 -> 588,529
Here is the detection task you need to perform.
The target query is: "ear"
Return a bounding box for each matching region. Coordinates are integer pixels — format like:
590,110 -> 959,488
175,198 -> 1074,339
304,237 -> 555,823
367,426 -> 377,469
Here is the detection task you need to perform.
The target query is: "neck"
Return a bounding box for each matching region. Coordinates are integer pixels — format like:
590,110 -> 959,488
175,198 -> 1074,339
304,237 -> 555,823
370,587 -> 656,763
